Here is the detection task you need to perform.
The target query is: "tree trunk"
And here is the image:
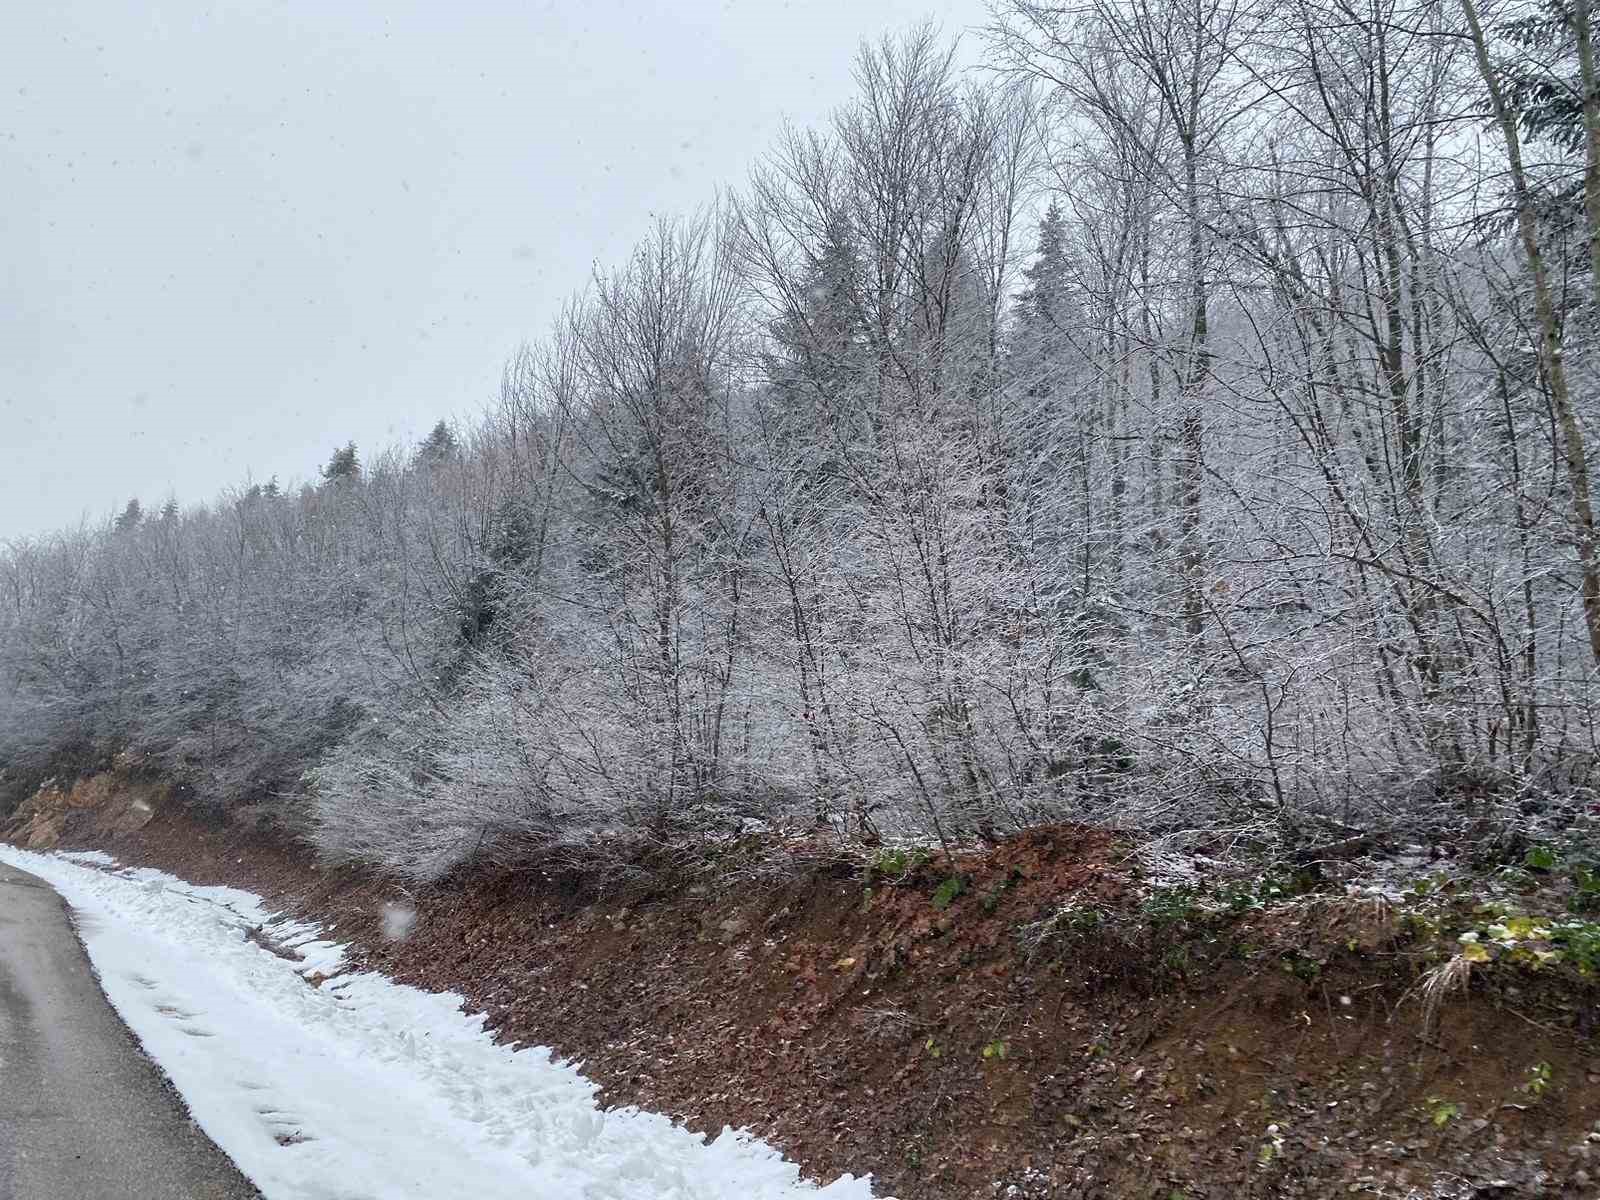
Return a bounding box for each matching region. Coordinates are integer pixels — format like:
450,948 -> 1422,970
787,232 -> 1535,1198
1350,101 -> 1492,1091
1462,0 -> 1600,667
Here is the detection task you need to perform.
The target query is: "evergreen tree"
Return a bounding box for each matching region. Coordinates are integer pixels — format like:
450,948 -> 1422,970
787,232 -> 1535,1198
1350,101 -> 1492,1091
1010,200 -> 1074,401
321,442 -> 360,484
761,219 -> 872,482
1501,0 -> 1588,154
417,420 -> 458,466
114,497 -> 143,533
767,221 -> 868,405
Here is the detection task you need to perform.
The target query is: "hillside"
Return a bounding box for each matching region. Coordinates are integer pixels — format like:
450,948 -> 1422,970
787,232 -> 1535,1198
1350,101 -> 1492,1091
12,771 -> 1600,1199
8,12 -> 1600,919
7,5 -> 1600,1194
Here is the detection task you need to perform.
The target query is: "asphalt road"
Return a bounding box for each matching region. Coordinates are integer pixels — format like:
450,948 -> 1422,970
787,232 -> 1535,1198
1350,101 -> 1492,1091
0,860 -> 259,1199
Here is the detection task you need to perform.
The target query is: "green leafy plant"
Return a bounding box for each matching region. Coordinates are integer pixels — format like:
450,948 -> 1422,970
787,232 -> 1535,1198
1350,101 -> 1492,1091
1281,951 -> 1321,983
1550,918 -> 1600,974
931,875 -> 968,910
1064,903 -> 1105,932
1399,910 -> 1441,939
1142,885 -> 1201,927
1256,1123 -> 1285,1166
1569,863 -> 1600,914
1407,872 -> 1456,899
867,846 -> 930,882
1496,864 -> 1537,891
924,1036 -> 942,1059
1523,1061 -> 1554,1099
1159,945 -> 1192,976
1524,845 -> 1559,872
1485,914 -> 1552,942
1424,1097 -> 1461,1128
981,1038 -> 1008,1060
979,871 -> 1018,914
1216,884 -> 1264,914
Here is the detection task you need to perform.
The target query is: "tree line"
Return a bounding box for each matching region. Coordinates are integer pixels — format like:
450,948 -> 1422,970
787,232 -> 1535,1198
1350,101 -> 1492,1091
3,0 -> 1598,878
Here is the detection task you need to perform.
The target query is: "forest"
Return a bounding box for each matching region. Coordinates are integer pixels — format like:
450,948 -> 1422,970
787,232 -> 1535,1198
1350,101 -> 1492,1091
3,0 -> 1598,882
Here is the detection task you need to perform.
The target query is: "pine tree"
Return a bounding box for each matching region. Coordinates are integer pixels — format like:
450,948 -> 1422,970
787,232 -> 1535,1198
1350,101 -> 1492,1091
767,222 -> 867,404
1010,200 -> 1073,401
761,220 -> 872,482
417,420 -> 458,466
321,442 -> 360,484
114,497 -> 143,533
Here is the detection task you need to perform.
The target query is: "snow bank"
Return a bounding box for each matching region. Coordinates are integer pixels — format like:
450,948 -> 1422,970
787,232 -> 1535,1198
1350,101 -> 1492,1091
0,846 -> 879,1200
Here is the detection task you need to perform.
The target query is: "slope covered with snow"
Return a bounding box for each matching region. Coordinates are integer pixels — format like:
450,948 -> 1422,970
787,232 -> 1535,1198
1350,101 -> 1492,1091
0,845 -> 878,1200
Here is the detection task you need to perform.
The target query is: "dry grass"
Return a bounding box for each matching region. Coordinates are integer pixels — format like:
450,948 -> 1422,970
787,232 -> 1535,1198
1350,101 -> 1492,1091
848,1005 -> 928,1042
1405,953 -> 1473,1038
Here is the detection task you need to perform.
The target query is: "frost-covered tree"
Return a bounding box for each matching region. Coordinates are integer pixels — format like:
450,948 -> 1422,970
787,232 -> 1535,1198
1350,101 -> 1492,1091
7,16 -> 1600,869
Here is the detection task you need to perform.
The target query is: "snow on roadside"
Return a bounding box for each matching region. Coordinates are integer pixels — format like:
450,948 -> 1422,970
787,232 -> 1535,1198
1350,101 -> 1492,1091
0,846 -> 880,1200
57,849 -> 118,866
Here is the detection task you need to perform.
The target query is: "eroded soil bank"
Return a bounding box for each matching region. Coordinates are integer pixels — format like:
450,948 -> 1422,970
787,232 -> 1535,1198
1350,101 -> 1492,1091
11,775 -> 1600,1199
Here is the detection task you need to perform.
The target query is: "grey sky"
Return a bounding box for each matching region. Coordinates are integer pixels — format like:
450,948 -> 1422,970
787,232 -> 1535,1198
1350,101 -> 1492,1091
1,0 -> 987,541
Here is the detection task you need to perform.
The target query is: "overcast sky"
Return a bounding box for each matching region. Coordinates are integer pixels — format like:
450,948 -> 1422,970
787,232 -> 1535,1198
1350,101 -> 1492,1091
1,0 -> 988,541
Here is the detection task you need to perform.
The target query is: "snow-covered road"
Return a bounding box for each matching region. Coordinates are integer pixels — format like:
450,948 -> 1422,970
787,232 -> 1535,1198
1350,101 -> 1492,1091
0,846 -> 878,1200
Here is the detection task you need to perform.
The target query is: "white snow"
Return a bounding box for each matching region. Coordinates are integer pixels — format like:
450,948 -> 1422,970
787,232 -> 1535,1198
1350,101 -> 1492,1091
0,846 -> 879,1200
57,848 -> 118,866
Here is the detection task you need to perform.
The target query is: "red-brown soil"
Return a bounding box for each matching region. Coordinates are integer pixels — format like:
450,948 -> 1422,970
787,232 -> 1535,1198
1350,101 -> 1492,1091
23,781 -> 1600,1199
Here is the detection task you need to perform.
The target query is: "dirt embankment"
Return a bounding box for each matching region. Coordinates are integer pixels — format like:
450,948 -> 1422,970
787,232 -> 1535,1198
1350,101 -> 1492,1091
14,773 -> 1600,1199
3,766 -> 164,848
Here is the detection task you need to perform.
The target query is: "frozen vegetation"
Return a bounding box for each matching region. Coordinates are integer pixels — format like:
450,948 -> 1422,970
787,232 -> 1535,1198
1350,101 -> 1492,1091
3,3 -> 1600,879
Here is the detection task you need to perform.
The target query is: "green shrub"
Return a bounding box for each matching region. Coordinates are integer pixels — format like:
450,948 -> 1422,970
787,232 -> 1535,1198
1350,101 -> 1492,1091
931,875 -> 968,910
1143,885 -> 1201,927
